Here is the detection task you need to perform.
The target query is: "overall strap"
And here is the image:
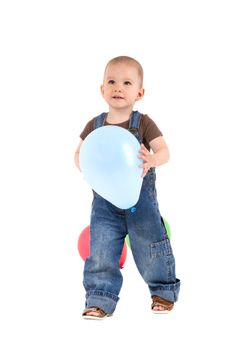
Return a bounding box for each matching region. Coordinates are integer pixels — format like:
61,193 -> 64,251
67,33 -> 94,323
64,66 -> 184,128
93,112 -> 106,129
128,110 -> 142,143
93,111 -> 142,143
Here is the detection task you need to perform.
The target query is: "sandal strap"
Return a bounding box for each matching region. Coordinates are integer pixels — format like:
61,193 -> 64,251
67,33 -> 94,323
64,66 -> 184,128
82,307 -> 107,317
151,295 -> 174,311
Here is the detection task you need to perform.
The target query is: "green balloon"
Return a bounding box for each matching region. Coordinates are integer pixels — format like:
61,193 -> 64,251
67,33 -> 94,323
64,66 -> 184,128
125,234 -> 131,249
163,217 -> 171,240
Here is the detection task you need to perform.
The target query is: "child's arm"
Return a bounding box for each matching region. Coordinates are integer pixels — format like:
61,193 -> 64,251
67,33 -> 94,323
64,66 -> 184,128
74,139 -> 83,171
138,136 -> 170,177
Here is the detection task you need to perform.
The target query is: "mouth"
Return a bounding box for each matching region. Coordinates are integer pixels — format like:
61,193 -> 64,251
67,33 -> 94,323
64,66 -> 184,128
112,96 -> 124,99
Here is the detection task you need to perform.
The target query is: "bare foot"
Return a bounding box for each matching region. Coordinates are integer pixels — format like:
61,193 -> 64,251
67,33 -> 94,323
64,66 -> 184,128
84,310 -> 101,317
82,307 -> 108,319
151,296 -> 174,313
152,304 -> 168,312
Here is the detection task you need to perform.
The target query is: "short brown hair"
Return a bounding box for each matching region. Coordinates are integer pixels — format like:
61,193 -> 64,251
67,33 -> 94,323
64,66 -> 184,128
104,56 -> 144,87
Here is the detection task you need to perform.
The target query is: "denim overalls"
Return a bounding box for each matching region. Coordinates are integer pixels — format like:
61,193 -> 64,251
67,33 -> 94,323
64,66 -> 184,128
83,111 -> 180,314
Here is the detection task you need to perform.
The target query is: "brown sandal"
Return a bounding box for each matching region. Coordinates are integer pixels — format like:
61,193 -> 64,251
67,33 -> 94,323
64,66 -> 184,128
151,295 -> 174,314
82,307 -> 111,320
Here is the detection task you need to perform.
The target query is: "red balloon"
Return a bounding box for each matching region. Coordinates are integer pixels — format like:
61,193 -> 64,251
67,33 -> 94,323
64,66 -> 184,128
120,242 -> 127,269
77,225 -> 127,269
77,226 -> 90,261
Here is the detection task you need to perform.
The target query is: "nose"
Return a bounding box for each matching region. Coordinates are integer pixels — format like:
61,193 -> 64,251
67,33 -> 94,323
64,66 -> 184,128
114,83 -> 122,92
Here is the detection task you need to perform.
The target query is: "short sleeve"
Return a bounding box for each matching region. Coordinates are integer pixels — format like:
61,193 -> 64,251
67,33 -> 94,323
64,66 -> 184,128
79,118 -> 95,140
139,114 -> 163,147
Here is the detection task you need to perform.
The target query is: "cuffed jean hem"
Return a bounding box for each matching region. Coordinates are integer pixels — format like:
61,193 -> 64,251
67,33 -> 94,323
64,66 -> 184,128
149,279 -> 181,302
85,290 -> 119,314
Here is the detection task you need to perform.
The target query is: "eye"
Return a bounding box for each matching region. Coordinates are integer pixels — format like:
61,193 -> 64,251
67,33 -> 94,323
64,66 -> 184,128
108,80 -> 115,85
124,81 -> 132,85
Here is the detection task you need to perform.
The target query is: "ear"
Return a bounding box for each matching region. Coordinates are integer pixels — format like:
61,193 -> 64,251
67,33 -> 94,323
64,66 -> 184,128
100,84 -> 104,96
135,87 -> 145,101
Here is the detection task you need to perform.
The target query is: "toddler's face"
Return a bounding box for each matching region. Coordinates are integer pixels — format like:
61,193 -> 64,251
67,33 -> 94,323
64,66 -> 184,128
100,63 -> 144,111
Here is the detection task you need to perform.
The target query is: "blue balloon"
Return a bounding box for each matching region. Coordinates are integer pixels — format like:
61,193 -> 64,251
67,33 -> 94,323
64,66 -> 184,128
79,126 -> 143,209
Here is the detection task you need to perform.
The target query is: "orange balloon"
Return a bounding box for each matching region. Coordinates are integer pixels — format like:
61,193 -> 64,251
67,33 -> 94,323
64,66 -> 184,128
77,225 -> 127,269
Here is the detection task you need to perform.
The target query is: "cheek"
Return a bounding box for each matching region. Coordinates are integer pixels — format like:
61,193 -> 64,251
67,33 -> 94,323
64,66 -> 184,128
104,91 -> 110,98
102,87 -> 109,95
101,89 -> 108,98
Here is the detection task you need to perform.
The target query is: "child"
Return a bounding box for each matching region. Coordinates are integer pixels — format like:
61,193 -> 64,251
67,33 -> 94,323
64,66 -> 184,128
74,56 -> 180,319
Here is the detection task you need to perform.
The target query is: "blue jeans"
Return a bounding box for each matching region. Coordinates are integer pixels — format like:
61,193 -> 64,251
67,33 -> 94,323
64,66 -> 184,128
83,170 -> 180,314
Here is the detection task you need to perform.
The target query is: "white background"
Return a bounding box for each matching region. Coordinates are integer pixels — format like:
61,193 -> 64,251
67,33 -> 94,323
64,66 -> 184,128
0,0 -> 233,349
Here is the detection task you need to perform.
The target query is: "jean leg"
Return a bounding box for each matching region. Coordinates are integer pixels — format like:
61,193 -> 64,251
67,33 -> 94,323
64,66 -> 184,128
126,173 -> 180,302
83,194 -> 127,314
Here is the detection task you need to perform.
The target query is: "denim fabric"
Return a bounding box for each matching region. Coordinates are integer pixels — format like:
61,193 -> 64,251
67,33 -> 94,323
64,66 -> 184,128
83,111 -> 180,314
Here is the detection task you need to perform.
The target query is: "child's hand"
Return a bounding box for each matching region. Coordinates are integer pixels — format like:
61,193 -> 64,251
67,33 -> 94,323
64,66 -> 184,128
138,144 -> 154,178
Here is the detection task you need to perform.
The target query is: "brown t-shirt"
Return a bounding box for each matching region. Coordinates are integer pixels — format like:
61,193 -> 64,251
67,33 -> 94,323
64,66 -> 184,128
80,113 -> 163,151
